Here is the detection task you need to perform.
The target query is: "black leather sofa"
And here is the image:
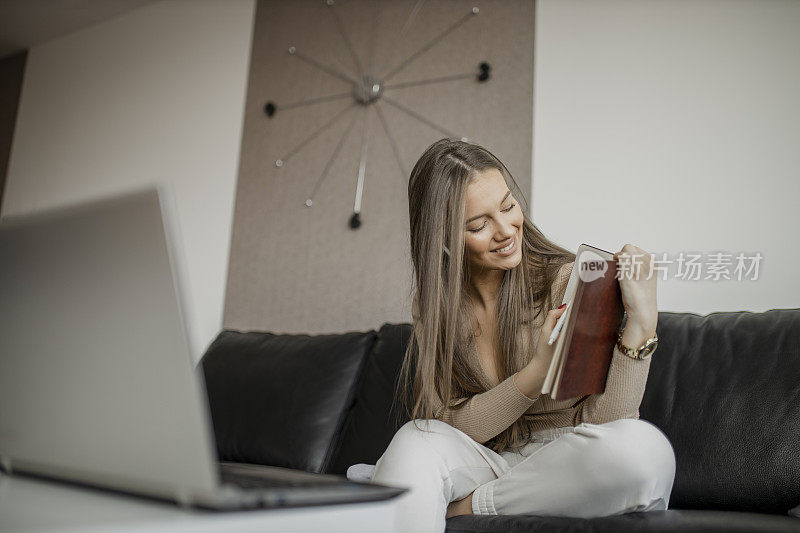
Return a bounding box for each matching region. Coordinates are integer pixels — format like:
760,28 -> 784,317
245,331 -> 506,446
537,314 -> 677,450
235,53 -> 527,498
199,308 -> 800,532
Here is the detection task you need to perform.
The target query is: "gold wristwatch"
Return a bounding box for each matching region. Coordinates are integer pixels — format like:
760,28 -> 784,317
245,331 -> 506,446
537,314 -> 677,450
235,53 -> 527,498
616,326 -> 658,360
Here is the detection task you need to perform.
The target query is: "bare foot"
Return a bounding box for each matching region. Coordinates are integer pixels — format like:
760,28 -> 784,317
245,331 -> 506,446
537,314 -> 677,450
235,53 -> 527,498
445,491 -> 475,518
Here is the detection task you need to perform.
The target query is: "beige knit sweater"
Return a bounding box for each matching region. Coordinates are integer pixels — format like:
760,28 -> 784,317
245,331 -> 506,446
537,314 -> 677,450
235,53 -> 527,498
411,262 -> 653,447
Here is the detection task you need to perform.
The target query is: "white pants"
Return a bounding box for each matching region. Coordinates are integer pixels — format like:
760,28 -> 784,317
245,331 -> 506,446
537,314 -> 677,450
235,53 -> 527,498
371,418 -> 676,533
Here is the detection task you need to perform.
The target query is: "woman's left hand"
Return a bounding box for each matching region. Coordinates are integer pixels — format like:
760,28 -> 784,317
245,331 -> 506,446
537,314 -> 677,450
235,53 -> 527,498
613,243 -> 658,335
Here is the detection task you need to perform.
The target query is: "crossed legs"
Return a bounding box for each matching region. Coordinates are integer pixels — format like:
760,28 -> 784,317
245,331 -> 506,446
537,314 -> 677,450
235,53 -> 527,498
371,418 -> 676,533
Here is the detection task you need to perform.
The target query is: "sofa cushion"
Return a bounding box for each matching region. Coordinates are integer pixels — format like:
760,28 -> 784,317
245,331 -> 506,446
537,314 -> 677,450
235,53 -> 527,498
328,323 -> 414,474
200,329 -> 376,473
640,309 -> 800,515
446,509 -> 800,532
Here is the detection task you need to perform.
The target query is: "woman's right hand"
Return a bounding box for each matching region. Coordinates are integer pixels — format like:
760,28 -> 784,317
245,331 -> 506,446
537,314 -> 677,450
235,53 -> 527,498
534,303 -> 568,365
513,303 -> 568,399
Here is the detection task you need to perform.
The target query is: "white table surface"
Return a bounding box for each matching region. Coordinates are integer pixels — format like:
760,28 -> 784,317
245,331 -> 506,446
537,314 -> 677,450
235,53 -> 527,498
0,472 -> 398,533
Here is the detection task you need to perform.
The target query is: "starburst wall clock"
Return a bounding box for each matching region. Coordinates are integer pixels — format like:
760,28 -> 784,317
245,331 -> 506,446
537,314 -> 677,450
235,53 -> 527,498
262,0 -> 491,230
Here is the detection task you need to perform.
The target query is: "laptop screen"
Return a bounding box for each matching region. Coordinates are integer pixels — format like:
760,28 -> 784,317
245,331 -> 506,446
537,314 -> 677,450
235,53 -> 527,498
0,187 -> 220,501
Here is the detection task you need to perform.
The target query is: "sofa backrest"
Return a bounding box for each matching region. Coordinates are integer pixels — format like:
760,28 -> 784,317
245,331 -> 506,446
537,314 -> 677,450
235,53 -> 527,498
200,329 -> 376,474
200,308 -> 800,516
327,323 -> 413,474
639,308 -> 800,515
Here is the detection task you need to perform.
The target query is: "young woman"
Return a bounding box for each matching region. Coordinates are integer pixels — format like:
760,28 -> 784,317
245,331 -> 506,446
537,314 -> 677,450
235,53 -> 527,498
371,139 -> 676,533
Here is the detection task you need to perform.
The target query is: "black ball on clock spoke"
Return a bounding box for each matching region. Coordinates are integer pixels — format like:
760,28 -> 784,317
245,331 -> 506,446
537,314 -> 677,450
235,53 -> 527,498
349,212 -> 362,230
477,62 -> 491,82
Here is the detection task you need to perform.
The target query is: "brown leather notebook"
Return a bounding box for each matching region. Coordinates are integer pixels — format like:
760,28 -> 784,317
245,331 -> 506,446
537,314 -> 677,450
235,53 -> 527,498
542,259 -> 625,401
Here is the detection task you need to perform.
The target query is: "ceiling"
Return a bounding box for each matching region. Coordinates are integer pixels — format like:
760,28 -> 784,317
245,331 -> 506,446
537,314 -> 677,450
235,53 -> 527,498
0,0 -> 157,59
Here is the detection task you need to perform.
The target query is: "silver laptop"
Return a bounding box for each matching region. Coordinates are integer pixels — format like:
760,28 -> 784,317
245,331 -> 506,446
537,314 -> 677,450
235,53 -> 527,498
0,186 -> 405,510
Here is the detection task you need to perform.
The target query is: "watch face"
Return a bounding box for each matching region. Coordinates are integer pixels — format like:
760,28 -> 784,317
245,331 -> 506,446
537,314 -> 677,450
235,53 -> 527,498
640,339 -> 658,358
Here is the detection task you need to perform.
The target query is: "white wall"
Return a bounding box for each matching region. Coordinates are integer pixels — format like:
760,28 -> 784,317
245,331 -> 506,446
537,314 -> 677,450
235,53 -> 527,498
4,0 -> 797,359
2,0 -> 256,362
532,0 -> 800,313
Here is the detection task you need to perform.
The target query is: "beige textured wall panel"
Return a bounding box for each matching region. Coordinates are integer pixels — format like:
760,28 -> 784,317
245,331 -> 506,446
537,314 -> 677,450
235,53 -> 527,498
224,0 -> 534,334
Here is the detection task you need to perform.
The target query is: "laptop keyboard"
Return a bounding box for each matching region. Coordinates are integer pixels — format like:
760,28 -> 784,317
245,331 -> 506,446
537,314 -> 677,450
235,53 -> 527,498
220,470 -> 362,490
213,463 -> 407,508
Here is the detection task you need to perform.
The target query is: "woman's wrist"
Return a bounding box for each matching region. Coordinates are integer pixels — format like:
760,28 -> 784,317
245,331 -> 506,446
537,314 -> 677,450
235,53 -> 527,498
626,307 -> 656,331
514,364 -> 545,400
621,315 -> 657,349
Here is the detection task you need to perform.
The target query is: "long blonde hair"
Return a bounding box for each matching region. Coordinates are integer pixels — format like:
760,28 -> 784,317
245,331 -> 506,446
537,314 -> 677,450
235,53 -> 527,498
394,138 -> 575,453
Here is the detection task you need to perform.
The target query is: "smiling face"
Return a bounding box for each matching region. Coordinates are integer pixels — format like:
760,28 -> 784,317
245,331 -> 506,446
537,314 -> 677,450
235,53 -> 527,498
463,168 -> 524,273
